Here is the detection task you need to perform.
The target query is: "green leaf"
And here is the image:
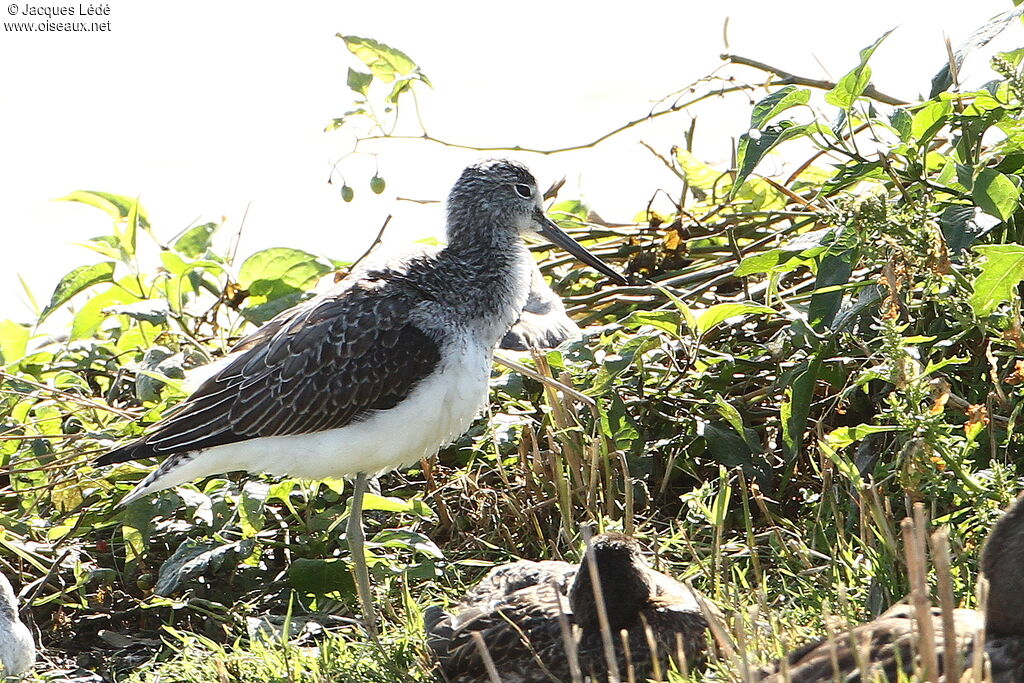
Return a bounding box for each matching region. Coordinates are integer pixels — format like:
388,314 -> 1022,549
346,67 -> 373,95
734,246 -> 826,276
155,539 -> 251,596
288,558 -> 354,596
621,310 -> 680,336
361,493 -> 434,519
808,250 -> 855,330
970,244 -> 1024,316
339,35 -> 417,83
675,150 -> 724,192
174,222 -> 218,258
713,394 -> 760,452
238,248 -> 333,307
889,108 -> 912,141
40,262 -> 116,321
56,190 -> 151,228
0,320 -> 29,366
824,28 -> 895,108
732,121 -> 809,198
911,99 -> 952,142
783,354 -> 823,458
749,86 -> 811,129
973,168 -> 1021,221
824,424 -> 900,449
939,205 -> 1000,256
695,303 -> 774,336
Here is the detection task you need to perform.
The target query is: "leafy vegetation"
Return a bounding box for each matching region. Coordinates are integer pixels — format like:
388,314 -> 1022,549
5,21 -> 1024,683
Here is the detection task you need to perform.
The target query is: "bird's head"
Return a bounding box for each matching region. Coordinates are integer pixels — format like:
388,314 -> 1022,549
570,532 -> 652,632
446,159 -> 626,284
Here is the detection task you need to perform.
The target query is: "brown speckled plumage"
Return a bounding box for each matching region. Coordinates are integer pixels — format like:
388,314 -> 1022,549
425,533 -> 715,683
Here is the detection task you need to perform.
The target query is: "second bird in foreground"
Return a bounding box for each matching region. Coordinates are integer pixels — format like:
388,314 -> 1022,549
425,533 -> 716,683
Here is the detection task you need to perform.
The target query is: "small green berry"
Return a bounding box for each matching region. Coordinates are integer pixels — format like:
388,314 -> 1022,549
370,175 -> 386,194
341,185 -> 354,202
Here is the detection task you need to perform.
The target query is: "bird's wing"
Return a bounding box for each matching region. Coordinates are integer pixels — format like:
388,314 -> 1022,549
429,587 -> 571,682
98,274 -> 441,464
755,606 -> 981,683
500,263 -> 580,351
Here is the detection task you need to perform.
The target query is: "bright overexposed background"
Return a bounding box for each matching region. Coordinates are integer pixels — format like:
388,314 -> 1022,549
0,1 -> 1015,321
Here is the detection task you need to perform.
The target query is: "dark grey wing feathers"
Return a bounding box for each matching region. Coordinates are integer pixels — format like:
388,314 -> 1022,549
97,276 -> 442,465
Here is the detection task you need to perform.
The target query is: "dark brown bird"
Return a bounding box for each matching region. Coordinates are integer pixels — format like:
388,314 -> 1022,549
756,495 -> 1024,683
424,532 -> 715,683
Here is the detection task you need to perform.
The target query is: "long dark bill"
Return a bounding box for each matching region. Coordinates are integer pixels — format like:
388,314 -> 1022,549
536,213 -> 627,285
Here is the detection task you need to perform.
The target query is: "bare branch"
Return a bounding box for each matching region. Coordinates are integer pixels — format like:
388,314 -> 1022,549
721,53 -> 910,106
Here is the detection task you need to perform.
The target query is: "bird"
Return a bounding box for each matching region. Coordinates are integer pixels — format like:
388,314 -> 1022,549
755,494 -> 1024,682
500,263 -> 581,351
96,159 -> 626,639
0,573 -> 35,678
424,532 -> 716,682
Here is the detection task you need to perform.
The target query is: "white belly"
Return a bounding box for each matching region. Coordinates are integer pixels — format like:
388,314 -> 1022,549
128,337 -> 493,499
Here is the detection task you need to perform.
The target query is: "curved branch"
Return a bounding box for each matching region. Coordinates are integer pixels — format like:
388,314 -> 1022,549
353,84 -> 755,156
721,53 -> 910,106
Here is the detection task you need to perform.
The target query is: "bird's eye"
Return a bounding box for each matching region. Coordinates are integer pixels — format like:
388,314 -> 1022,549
513,184 -> 533,199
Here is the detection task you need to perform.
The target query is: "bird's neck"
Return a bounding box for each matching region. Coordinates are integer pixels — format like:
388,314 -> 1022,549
435,228 -> 532,340
570,560 -> 649,633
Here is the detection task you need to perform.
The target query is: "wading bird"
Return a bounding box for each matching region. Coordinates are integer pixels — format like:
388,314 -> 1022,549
424,532 -> 716,682
97,159 -> 625,639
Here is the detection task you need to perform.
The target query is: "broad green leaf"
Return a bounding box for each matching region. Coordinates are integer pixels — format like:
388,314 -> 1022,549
749,86 -> 810,128
40,261 -> 116,321
361,493 -> 434,519
622,309 -> 680,336
70,276 -> 143,339
238,481 -> 269,537
174,222 -> 218,258
939,205 -> 1000,256
911,99 -> 952,142
970,243 -> 1024,316
824,424 -> 899,449
808,251 -> 855,330
587,334 -> 660,396
106,299 -> 169,325
238,248 -> 333,307
889,108 -> 912,141
973,168 -> 1021,221
657,286 -> 697,331
0,320 -> 29,366
824,28 -> 895,108
339,35 -> 417,83
346,67 -> 373,95
734,247 -> 826,276
695,303 -> 774,336
288,558 -> 354,595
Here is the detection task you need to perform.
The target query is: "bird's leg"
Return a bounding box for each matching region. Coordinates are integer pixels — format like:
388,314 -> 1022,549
348,471 -> 379,641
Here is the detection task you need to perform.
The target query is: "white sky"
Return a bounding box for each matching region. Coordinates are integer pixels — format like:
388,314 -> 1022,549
0,0 -> 1013,321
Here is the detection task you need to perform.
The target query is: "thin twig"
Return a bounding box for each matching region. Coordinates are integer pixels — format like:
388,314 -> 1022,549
347,214 -> 393,273
721,53 -> 909,106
